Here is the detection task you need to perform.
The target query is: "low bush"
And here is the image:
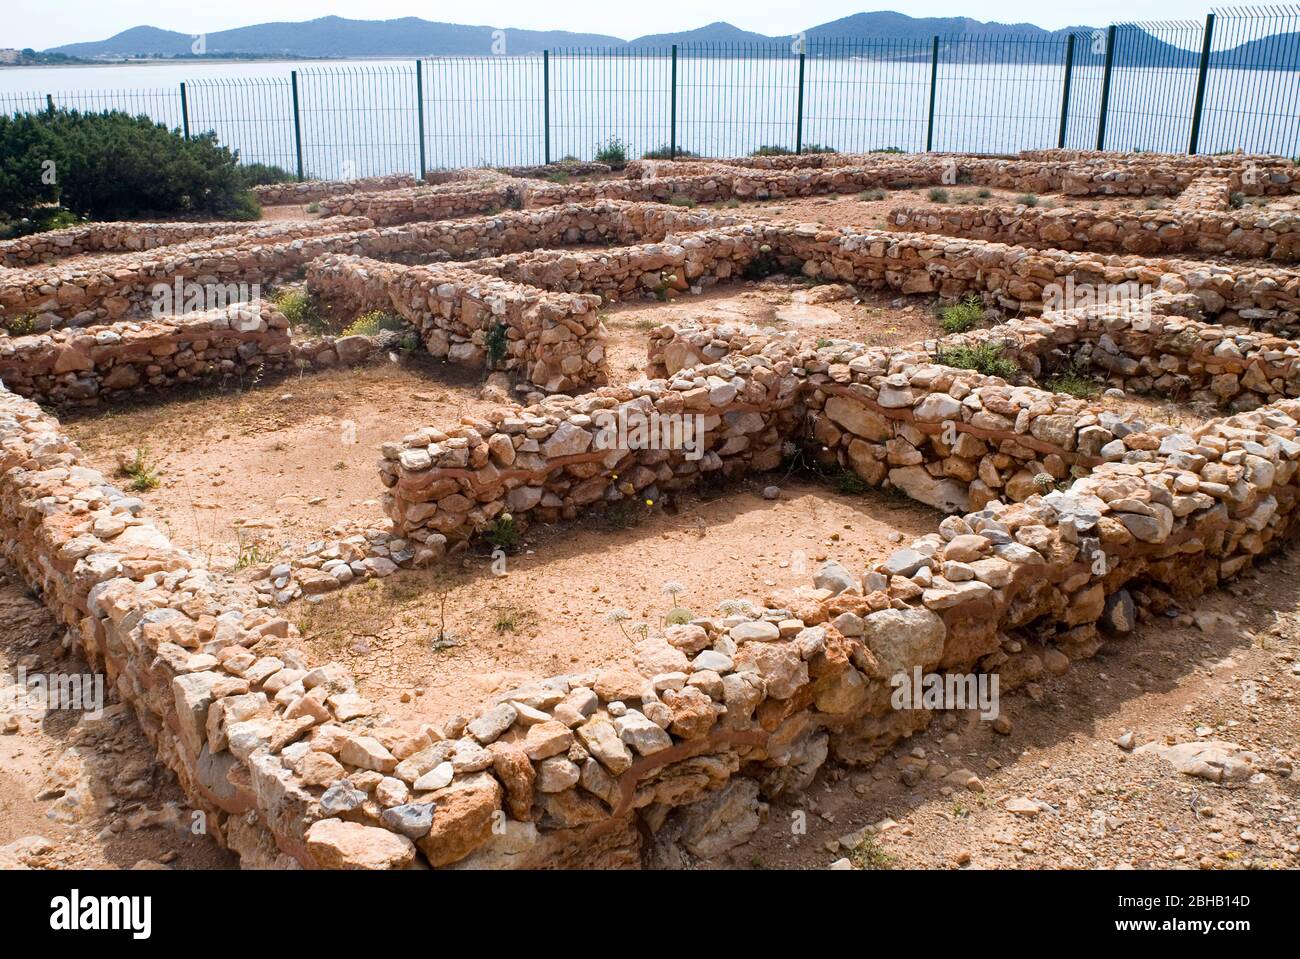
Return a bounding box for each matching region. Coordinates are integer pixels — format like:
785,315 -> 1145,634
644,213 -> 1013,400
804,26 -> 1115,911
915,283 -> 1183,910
594,136 -> 629,167
935,342 -> 1020,379
341,310 -> 406,337
939,294 -> 985,334
0,109 -> 261,225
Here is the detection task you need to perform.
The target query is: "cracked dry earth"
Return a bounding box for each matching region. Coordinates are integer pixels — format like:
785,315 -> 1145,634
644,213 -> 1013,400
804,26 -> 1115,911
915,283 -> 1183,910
698,548 -> 1300,871
0,568 -> 234,870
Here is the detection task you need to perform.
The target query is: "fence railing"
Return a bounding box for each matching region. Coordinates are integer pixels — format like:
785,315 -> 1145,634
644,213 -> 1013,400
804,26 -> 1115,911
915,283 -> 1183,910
3,6 -> 1298,181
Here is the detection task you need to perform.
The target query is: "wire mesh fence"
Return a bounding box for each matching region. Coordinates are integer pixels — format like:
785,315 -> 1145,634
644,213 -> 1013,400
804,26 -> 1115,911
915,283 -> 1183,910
4,7 -> 1300,182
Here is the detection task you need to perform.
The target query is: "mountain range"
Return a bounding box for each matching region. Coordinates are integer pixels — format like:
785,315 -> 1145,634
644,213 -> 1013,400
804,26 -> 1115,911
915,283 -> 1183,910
40,13 -> 1290,67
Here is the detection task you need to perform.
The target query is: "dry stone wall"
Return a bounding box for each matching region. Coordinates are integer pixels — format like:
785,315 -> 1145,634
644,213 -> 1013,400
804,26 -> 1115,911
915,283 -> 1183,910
0,220 -> 335,268
379,349 -> 801,546
0,217 -> 373,326
307,255 -> 605,392
0,304 -> 404,407
888,202 -> 1300,262
318,175 -> 522,226
252,174 -> 420,206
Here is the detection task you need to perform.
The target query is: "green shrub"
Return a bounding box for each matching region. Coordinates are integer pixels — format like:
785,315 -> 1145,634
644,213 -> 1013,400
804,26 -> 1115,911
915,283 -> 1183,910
236,162 -> 296,188
751,145 -> 795,156
939,294 -> 985,334
594,136 -> 629,167
341,310 -> 405,337
2,312 -> 39,336
667,195 -> 697,208
271,288 -> 326,334
859,188 -> 887,201
486,321 -> 509,366
802,143 -> 838,154
928,187 -> 950,203
871,146 -> 905,154
1229,191 -> 1246,209
118,447 -> 161,492
1044,366 -> 1100,398
0,109 -> 261,223
1018,193 -> 1039,207
641,144 -> 698,160
487,514 -> 520,550
935,343 -> 1020,379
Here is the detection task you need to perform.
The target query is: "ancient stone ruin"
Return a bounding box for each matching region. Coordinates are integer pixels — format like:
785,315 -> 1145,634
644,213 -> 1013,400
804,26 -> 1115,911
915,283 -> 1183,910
1,149 -> 1297,869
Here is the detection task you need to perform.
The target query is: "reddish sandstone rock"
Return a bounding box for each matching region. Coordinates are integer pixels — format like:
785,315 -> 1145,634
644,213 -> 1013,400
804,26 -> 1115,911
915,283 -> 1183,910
417,772 -> 503,867
305,818 -> 415,870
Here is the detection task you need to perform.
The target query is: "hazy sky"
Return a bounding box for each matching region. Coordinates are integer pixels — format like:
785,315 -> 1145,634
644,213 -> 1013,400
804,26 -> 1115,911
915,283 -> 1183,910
8,1 -> 1242,50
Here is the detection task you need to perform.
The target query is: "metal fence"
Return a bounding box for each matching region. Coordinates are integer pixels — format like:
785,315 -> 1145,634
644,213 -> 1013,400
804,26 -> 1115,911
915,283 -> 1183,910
3,5 -> 1298,180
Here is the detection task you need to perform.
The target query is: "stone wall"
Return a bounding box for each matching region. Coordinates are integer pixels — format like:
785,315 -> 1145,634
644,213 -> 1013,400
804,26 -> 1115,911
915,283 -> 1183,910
0,304 -> 405,407
307,255 -> 605,392
458,226 -> 768,300
943,298 -> 1300,412
0,220 -> 330,268
318,175 -> 522,225
378,348 -> 802,546
252,175 -> 420,206
0,217 -> 373,327
888,202 -> 1300,262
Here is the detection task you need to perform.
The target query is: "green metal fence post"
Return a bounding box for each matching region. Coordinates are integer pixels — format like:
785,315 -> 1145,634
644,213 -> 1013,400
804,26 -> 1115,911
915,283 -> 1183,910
795,51 -> 806,154
415,59 -> 426,178
45,94 -> 55,114
1057,34 -> 1075,149
179,82 -> 190,140
290,70 -> 305,181
1188,13 -> 1217,155
670,45 -> 678,160
1096,26 -> 1117,151
925,35 -> 939,152
543,51 -> 551,165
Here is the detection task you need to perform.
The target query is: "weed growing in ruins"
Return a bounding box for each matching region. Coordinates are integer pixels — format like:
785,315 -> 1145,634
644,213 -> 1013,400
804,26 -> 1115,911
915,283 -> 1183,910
668,196 -> 697,208
594,136 -> 629,167
119,447 -> 161,492
341,310 -> 405,338
486,513 -> 520,550
935,343 -> 1020,380
719,598 -> 757,617
491,603 -> 536,634
272,288 -> 327,335
849,833 -> 895,870
939,294 -> 984,334
1229,191 -> 1246,209
1045,364 -> 1100,399
751,145 -> 794,156
306,202 -> 320,213
859,188 -> 887,201
977,188 -> 992,199
1018,193 -> 1039,207
642,144 -> 698,160
928,187 -> 950,203
546,172 -> 570,184
2,311 -> 38,336
232,529 -> 271,571
486,322 -> 509,366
